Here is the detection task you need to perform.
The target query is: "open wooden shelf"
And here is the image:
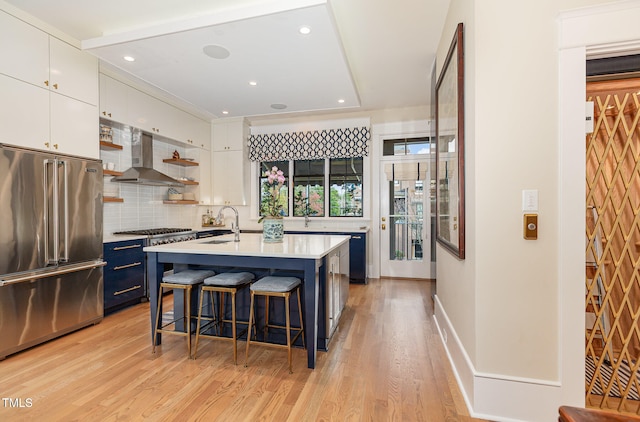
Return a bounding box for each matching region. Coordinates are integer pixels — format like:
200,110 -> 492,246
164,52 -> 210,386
181,180 -> 199,186
104,197 -> 124,203
163,200 -> 199,205
100,141 -> 123,151
163,158 -> 198,167
103,169 -> 123,177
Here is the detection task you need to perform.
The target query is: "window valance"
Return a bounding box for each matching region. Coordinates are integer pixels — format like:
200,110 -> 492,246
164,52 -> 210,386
248,126 -> 370,161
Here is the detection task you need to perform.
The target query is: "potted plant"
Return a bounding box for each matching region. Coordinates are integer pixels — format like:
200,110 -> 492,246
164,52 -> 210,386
259,166 -> 286,242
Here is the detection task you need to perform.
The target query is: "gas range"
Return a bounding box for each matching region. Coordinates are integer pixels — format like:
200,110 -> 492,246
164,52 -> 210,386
113,228 -> 196,246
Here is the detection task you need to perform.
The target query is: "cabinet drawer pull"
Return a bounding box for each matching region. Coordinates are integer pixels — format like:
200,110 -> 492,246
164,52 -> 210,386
114,285 -> 142,296
113,262 -> 142,271
112,244 -> 142,251
351,236 -> 362,239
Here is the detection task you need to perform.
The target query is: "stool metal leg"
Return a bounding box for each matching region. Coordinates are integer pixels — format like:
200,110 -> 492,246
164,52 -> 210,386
285,292 -> 292,373
185,285 -> 192,357
231,291 -> 238,364
152,285 -> 164,353
244,291 -> 255,367
194,286 -> 207,359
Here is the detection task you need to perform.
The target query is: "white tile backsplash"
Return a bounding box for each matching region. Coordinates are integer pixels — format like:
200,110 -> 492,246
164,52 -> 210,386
102,125 -> 200,236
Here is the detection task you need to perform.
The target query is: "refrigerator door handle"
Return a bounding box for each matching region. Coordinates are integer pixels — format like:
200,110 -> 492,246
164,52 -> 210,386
43,158 -> 59,265
60,159 -> 69,263
0,260 -> 107,286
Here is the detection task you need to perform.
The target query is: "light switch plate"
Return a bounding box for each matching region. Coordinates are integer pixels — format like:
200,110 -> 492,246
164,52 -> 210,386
522,190 -> 538,212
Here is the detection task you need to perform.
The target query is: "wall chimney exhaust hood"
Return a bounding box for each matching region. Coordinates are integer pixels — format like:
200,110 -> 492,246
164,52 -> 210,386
112,132 -> 184,187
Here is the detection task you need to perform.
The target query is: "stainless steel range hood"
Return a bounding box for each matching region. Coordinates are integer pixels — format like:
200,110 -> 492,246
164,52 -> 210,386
112,132 -> 184,187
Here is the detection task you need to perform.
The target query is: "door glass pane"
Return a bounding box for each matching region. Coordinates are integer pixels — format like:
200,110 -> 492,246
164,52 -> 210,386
389,179 -> 424,261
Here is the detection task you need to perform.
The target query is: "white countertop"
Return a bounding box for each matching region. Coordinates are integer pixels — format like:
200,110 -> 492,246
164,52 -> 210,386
143,233 -> 350,259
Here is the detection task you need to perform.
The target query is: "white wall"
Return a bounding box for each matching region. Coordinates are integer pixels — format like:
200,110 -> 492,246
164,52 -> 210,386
434,0 -> 629,420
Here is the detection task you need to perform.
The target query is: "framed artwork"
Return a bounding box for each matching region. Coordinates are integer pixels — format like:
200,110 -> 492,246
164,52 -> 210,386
435,23 -> 465,259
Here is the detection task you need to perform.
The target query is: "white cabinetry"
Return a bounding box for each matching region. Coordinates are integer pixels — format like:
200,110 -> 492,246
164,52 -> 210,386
0,10 -> 98,158
99,74 -> 128,122
119,81 -> 211,150
211,118 -> 250,206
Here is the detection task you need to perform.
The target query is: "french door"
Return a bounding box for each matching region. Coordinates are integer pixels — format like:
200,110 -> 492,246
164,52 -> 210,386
380,158 -> 431,278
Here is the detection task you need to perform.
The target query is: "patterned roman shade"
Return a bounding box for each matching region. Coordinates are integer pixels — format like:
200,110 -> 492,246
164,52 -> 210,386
248,126 -> 370,161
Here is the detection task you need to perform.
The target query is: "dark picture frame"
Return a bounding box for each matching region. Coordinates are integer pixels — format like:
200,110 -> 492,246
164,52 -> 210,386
435,23 -> 465,259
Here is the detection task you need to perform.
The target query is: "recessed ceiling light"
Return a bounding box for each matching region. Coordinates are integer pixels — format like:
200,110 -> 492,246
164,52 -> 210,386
123,56 -> 135,62
338,99 -> 345,104
203,45 -> 230,59
249,81 -> 257,86
299,26 -> 311,35
222,110 -> 229,115
271,103 -> 287,110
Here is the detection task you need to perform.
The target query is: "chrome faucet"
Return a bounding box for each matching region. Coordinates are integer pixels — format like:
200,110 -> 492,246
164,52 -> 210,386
217,206 -> 240,242
304,213 -> 310,228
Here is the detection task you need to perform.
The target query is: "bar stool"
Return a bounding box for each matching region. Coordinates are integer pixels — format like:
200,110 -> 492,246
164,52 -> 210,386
194,271 -> 255,364
153,269 -> 215,357
245,276 -> 305,373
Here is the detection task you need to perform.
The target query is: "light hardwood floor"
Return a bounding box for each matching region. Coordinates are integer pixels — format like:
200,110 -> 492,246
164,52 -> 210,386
0,278 -> 485,421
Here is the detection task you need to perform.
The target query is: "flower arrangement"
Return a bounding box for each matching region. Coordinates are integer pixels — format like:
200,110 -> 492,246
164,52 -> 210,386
259,166 -> 286,222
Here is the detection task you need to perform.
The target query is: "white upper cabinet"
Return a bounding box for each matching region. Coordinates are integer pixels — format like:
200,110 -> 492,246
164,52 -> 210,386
0,10 -> 99,158
211,118 -> 250,206
99,74 -> 128,123
0,10 -> 49,87
212,118 -> 247,152
0,11 -> 98,106
0,74 -> 49,149
49,38 -> 98,106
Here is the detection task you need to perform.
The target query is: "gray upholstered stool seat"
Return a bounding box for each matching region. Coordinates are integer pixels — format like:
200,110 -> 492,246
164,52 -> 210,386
245,275 -> 305,373
194,272 -> 255,364
164,269 -> 215,285
153,269 -> 215,358
205,271 -> 255,287
250,276 -> 301,293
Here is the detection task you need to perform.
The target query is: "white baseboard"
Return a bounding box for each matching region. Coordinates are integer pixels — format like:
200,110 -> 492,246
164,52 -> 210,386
433,295 -> 563,422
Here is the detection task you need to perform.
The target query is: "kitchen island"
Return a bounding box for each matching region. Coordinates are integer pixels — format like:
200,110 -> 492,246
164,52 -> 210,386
144,232 -> 350,369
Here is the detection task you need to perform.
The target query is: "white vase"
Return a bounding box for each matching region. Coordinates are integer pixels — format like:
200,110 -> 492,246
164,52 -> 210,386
262,217 -> 284,243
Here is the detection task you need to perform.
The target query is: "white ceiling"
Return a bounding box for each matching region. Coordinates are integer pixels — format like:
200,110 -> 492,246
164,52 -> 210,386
2,0 -> 449,120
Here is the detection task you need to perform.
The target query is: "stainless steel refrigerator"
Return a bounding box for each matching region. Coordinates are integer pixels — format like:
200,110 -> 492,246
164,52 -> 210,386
0,144 -> 105,359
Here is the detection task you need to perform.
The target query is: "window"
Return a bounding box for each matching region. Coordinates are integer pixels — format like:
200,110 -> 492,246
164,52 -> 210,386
329,157 -> 363,217
383,137 -> 431,156
258,157 -> 364,218
259,161 -> 289,217
293,160 -> 324,217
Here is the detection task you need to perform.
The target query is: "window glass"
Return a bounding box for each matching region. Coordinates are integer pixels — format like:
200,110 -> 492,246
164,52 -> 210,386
329,157 -> 363,217
383,137 -> 431,156
259,161 -> 289,217
293,159 -> 325,217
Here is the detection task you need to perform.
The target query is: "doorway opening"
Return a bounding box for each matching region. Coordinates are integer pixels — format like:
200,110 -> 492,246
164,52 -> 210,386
585,55 -> 640,414
379,137 -> 433,279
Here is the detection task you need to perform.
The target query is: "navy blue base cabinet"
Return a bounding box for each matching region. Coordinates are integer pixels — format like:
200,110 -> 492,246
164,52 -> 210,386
103,239 -> 146,313
285,231 -> 367,284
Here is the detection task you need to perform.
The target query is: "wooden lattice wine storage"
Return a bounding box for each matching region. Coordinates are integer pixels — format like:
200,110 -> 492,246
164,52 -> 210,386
586,77 -> 640,414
